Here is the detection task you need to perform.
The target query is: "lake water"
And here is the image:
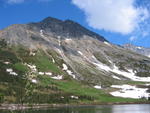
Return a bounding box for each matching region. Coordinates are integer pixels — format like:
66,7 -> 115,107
0,104 -> 150,113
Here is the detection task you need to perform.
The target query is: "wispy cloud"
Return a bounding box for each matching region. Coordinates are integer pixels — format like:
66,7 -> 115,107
7,0 -> 24,4
129,36 -> 137,41
38,0 -> 53,2
72,0 -> 149,35
5,0 -> 53,4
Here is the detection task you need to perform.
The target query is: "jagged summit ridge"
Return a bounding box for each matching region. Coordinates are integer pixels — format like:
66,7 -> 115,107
29,17 -> 107,41
0,17 -> 108,49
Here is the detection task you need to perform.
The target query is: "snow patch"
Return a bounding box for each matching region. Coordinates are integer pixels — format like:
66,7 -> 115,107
62,63 -> 68,70
32,79 -> 37,83
61,96 -> 64,99
136,46 -> 142,49
66,70 -> 76,79
94,85 -> 102,89
10,72 -> 18,76
62,63 -> 76,79
6,69 -> 13,72
112,75 -> 121,80
45,72 -> 52,76
70,95 -> 79,99
40,29 -> 44,37
6,69 -> 18,76
52,58 -> 55,63
112,66 -> 150,82
145,83 -> 150,86
90,56 -> 150,82
29,51 -> 36,56
104,41 -> 111,46
92,60 -> 111,72
38,72 -> 44,75
56,48 -> 63,55
4,62 -> 10,65
58,36 -> 61,46
25,64 -> 37,72
38,72 -> 52,76
108,59 -> 113,64
91,55 -> 96,59
51,75 -> 63,80
65,38 -> 72,42
78,51 -> 83,56
110,84 -> 150,99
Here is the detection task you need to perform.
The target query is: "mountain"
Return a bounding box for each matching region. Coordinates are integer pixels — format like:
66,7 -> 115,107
0,17 -> 150,104
123,44 -> 150,58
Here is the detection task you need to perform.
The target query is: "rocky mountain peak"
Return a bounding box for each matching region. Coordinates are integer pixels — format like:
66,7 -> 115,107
28,17 -> 107,41
42,17 -> 63,23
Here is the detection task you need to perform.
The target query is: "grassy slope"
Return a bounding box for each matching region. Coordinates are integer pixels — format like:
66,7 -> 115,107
38,75 -> 146,104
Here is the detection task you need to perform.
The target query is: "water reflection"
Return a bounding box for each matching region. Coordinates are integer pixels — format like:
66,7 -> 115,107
0,104 -> 150,113
112,104 -> 150,113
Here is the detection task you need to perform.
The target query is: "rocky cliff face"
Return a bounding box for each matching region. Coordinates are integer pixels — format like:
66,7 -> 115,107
29,17 -> 107,41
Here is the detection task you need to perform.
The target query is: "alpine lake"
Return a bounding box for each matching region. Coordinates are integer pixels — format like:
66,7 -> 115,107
0,104 -> 150,113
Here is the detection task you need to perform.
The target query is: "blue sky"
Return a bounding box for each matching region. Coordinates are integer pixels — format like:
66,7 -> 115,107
0,0 -> 150,47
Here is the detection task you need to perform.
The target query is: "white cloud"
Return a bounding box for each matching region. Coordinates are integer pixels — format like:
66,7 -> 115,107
72,0 -> 149,34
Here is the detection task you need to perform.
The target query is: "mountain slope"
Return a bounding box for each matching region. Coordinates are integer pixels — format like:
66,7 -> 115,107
0,17 -> 150,104
123,44 -> 150,58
